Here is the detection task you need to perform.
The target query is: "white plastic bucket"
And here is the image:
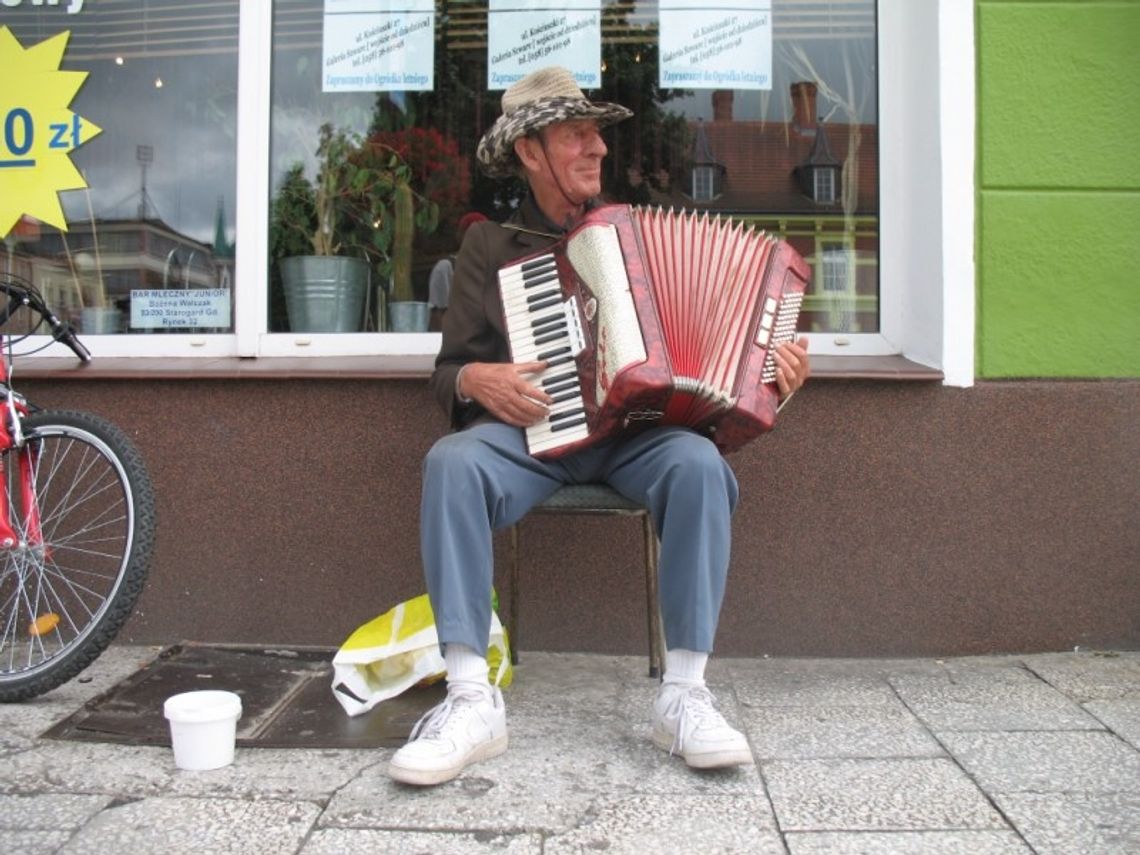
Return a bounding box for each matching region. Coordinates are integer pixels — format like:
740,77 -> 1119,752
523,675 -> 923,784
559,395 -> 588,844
163,690 -> 243,771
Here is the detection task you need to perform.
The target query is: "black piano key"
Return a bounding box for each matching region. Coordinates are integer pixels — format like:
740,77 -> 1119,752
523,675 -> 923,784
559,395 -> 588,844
545,379 -> 579,395
550,390 -> 580,404
542,371 -> 577,388
523,270 -> 560,290
550,406 -> 585,424
529,296 -> 562,313
530,312 -> 562,330
521,255 -> 556,272
537,345 -> 571,361
535,330 -> 567,346
526,288 -> 560,306
551,415 -> 588,433
532,318 -> 566,337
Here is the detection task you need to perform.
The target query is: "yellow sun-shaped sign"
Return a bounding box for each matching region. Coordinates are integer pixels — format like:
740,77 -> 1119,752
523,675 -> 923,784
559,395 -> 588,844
0,26 -> 102,239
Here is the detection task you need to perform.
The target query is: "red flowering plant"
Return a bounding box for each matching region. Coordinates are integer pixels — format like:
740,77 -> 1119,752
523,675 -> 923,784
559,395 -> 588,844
360,127 -> 471,255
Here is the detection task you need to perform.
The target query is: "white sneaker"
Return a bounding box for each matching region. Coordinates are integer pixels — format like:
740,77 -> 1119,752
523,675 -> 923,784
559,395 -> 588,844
388,682 -> 508,786
651,683 -> 753,769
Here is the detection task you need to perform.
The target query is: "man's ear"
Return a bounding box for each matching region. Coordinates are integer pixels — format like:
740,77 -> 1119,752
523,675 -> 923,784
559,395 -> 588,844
513,135 -> 542,174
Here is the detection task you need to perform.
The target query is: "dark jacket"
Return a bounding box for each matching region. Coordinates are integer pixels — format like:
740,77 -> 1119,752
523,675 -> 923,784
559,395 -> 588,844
430,196 -> 572,429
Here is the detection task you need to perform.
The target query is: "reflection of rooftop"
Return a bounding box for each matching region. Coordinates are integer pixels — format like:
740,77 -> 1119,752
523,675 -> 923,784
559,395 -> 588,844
653,83 -> 879,216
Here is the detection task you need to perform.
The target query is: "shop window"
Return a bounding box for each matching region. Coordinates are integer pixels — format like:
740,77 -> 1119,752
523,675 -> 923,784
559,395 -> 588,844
1,2 -> 239,339
2,1 -> 972,376
263,0 -> 879,343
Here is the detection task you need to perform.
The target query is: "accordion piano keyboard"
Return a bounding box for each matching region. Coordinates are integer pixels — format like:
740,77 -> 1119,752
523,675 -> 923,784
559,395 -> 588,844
500,252 -> 592,456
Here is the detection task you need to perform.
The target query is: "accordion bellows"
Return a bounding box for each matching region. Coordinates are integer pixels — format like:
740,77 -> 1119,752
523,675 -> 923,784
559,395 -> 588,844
499,204 -> 808,458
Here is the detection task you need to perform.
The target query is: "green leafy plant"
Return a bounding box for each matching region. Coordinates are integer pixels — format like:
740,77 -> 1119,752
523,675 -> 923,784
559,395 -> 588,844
270,123 -> 438,290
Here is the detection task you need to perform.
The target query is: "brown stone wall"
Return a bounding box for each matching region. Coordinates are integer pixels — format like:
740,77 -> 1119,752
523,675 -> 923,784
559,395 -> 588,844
20,376 -> 1139,657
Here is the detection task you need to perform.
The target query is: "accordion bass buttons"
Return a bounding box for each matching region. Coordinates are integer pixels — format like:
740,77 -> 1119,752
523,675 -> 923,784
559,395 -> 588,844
755,296 -> 782,347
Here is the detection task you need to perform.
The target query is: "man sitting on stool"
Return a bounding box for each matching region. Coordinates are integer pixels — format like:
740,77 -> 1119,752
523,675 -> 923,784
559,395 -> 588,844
388,66 -> 810,786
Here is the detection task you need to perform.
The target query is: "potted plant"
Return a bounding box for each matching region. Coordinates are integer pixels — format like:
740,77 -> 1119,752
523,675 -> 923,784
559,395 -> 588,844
353,132 -> 440,331
270,123 -> 437,332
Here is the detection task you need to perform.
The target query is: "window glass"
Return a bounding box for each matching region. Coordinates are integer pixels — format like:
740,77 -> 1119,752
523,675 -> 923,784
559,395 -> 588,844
268,0 -> 878,336
1,2 -> 240,336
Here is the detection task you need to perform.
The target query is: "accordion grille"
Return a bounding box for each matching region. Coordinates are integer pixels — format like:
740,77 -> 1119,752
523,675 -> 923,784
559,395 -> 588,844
633,207 -> 777,416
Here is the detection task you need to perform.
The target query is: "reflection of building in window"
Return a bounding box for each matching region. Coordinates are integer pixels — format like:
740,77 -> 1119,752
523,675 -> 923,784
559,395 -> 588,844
813,165 -> 837,205
795,120 -> 841,205
13,217 -> 230,331
687,117 -> 726,203
821,242 -> 857,333
647,81 -> 879,334
691,165 -> 716,202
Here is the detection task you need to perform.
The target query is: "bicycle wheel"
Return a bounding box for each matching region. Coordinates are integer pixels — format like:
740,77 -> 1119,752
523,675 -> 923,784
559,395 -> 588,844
0,410 -> 156,701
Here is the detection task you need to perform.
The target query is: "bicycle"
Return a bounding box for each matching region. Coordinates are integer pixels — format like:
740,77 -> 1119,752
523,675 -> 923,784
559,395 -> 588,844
0,274 -> 157,702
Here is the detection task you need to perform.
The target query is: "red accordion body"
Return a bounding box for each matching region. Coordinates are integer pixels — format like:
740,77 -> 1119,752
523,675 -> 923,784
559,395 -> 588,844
499,204 -> 808,458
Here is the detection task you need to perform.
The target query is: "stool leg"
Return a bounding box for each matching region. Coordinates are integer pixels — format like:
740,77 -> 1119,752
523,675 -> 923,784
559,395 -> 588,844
509,524 -> 520,665
643,513 -> 663,680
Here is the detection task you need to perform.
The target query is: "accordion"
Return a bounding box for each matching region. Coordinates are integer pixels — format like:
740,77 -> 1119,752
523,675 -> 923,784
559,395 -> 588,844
499,204 -> 808,458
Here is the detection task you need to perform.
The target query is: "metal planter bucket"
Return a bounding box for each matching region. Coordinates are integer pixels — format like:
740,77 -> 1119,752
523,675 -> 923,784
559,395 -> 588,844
281,255 -> 370,332
388,300 -> 430,332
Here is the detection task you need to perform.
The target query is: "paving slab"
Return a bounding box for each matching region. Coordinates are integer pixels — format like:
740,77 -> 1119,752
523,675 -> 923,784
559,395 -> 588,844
57,796 -> 321,854
762,757 -> 1007,832
993,792 -> 1140,855
889,663 -> 1102,731
0,739 -> 380,802
321,732 -> 766,836
784,829 -> 1033,854
740,702 -> 943,760
0,829 -> 75,850
726,659 -> 903,707
939,731 -> 1140,794
1084,697 -> 1140,750
0,792 -> 113,852
1022,651 -> 1140,701
302,828 -> 543,854
543,794 -> 784,854
0,793 -> 112,830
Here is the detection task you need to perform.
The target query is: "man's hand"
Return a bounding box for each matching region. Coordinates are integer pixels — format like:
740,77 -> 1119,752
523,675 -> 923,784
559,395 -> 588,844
773,336 -> 811,400
459,361 -> 553,427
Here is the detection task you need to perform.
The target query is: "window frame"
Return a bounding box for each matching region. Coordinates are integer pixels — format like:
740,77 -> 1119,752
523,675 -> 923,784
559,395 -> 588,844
26,0 -> 975,386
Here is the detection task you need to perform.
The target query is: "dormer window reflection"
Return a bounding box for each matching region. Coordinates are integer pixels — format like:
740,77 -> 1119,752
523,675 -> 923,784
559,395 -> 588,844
794,120 -> 842,205
686,118 -> 726,203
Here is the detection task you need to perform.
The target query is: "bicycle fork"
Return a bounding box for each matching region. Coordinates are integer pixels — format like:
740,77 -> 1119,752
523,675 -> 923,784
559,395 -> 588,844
0,400 -> 55,637
0,395 -> 44,552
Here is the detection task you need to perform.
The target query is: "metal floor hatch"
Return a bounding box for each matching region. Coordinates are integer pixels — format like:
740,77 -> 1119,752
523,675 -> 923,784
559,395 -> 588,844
41,643 -> 445,749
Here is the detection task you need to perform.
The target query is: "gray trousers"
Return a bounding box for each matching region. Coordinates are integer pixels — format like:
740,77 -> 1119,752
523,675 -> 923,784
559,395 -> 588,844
420,422 -> 739,656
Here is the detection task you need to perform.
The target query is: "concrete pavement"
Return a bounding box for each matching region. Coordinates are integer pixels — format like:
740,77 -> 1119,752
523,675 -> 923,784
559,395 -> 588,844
1,646 -> 1138,853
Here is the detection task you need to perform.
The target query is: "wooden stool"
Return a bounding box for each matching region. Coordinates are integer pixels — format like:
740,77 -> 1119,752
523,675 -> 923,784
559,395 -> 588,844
507,483 -> 664,678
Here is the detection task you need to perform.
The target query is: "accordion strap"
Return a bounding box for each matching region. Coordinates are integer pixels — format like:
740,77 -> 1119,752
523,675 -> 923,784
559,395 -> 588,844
500,223 -> 562,240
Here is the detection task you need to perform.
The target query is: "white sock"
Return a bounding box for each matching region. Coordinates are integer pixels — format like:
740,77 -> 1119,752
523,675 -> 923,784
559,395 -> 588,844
663,648 -> 708,687
444,643 -> 490,688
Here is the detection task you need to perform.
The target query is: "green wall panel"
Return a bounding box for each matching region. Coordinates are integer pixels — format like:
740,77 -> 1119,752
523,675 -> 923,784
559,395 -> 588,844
977,1 -> 1140,379
978,2 -> 1140,189
978,192 -> 1140,377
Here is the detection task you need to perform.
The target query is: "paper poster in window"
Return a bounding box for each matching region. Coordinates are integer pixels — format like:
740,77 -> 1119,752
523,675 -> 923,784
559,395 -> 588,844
322,0 -> 434,93
487,0 -> 601,91
659,1 -> 772,90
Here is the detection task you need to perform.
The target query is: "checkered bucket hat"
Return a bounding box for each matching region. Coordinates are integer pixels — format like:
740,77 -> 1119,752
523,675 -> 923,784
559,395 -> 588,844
476,67 -> 633,178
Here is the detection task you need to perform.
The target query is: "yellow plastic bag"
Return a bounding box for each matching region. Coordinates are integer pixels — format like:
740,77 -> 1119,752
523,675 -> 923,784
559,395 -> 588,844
331,592 -> 513,717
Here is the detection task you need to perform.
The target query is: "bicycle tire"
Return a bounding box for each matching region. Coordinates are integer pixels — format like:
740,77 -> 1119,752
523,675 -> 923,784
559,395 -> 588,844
0,410 -> 156,702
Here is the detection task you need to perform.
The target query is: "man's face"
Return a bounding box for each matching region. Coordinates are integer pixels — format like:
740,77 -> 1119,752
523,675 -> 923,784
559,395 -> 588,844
530,119 -> 608,203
